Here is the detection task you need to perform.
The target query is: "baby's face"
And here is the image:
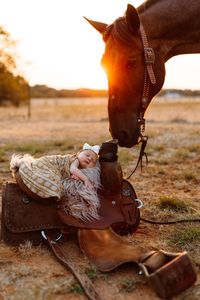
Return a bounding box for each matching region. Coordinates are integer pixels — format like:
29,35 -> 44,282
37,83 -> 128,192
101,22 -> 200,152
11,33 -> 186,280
78,150 -> 98,168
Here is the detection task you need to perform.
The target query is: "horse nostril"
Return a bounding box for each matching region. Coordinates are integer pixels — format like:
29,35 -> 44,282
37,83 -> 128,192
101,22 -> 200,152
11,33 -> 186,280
118,129 -> 138,147
119,130 -> 129,143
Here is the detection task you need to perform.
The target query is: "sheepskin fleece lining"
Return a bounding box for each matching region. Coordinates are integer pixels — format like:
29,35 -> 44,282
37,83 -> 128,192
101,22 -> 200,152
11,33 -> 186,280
61,165 -> 101,221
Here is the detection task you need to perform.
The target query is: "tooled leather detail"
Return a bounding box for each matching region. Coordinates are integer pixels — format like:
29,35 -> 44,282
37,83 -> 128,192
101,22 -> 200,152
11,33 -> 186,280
4,182 -> 65,232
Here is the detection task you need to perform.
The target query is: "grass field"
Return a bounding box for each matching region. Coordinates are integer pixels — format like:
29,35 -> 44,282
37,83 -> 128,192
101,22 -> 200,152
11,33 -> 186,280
0,96 -> 200,300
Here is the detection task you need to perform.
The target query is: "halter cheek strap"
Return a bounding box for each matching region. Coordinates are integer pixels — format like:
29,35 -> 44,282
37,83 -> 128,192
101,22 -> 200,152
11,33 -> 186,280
140,24 -> 156,85
138,24 -> 156,136
126,24 -> 156,178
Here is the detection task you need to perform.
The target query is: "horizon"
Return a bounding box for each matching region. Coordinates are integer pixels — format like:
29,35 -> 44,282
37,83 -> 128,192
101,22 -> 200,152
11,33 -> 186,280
0,0 -> 200,90
30,84 -> 200,92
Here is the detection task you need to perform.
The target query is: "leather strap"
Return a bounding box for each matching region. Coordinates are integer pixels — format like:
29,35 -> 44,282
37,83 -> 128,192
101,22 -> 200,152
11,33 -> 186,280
139,24 -> 156,85
45,234 -> 101,300
126,136 -> 148,179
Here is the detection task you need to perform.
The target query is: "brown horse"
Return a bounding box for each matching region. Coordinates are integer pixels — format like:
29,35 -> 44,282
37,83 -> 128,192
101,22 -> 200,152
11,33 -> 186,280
85,0 -> 200,147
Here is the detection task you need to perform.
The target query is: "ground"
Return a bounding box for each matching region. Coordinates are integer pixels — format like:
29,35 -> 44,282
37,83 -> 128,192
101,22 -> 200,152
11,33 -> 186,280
0,97 -> 200,300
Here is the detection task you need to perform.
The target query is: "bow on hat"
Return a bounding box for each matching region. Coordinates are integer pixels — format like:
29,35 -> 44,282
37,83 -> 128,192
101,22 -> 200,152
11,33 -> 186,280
83,143 -> 100,155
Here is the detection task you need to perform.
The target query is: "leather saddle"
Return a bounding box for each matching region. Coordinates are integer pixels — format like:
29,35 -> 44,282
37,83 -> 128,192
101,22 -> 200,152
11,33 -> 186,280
13,139 -> 140,234
1,139 -> 197,300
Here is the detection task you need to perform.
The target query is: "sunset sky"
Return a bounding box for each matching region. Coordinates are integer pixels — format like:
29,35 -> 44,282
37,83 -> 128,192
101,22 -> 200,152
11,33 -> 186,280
0,0 -> 199,90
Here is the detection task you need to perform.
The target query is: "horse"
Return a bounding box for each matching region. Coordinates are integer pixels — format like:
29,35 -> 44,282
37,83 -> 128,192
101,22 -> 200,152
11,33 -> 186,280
85,0 -> 200,147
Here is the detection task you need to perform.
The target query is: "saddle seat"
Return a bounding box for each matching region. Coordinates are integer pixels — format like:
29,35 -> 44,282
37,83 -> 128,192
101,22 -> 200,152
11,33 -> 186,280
14,169 -> 140,231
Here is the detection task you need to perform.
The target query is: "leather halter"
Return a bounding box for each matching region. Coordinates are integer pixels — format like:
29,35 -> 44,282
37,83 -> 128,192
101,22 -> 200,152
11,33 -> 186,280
125,24 -> 156,178
138,24 -> 156,138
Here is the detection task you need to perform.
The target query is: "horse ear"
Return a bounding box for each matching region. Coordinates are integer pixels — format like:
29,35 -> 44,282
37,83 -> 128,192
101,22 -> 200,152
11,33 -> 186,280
84,17 -> 108,35
125,4 -> 140,32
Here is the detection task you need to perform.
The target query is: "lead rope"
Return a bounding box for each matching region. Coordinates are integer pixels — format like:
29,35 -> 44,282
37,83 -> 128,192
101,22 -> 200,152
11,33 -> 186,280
43,232 -> 102,300
126,136 -> 148,180
141,217 -> 200,225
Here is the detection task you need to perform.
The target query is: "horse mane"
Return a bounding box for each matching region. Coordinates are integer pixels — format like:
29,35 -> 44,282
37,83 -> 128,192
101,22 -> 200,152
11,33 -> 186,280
103,1 -> 162,44
137,0 -> 161,14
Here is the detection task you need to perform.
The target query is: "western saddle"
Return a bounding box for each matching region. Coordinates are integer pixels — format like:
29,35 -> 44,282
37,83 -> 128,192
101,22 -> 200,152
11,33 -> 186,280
1,140 -> 197,300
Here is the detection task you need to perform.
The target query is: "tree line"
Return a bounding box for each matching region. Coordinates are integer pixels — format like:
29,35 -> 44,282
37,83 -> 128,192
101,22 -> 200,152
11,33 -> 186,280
0,26 -> 29,106
30,85 -> 108,98
31,85 -> 200,99
158,89 -> 200,97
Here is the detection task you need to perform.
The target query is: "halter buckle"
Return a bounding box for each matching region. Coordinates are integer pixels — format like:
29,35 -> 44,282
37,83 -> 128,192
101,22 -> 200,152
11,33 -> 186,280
144,47 -> 155,64
138,115 -> 145,134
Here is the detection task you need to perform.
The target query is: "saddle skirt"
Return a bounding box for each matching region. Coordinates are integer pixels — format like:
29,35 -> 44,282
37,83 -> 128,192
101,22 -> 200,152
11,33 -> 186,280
1,177 -> 140,246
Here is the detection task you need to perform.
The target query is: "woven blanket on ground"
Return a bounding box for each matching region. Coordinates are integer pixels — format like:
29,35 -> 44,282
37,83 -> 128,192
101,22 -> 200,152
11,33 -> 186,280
10,153 -> 76,198
10,153 -> 101,221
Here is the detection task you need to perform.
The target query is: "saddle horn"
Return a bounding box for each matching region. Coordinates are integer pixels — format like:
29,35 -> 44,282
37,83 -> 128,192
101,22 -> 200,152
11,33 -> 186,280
84,17 -> 107,34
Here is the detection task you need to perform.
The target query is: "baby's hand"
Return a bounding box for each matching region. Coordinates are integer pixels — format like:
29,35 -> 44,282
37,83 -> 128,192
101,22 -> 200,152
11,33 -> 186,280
84,179 -> 94,189
71,174 -> 80,180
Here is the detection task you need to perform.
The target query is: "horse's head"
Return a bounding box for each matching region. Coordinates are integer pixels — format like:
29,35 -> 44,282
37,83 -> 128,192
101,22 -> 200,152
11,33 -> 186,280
85,4 -> 165,147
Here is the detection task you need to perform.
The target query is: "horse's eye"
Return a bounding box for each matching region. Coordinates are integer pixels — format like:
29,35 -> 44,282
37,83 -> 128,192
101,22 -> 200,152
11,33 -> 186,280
126,59 -> 135,69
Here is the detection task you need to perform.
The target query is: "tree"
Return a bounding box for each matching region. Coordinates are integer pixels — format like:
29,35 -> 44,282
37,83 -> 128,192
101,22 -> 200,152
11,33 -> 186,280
0,25 -> 29,106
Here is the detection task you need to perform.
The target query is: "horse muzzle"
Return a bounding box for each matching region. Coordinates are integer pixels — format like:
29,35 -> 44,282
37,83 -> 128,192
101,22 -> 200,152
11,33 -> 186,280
109,125 -> 139,148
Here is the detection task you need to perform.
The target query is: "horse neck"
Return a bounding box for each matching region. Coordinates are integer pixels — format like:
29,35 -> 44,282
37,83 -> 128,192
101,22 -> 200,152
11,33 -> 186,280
138,0 -> 200,61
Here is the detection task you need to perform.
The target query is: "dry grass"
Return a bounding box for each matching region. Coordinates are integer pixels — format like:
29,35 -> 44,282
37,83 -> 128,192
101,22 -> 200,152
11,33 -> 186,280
0,96 -> 200,300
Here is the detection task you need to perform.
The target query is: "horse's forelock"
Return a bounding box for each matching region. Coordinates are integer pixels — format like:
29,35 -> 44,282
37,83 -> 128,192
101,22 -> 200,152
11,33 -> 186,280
104,17 -> 135,45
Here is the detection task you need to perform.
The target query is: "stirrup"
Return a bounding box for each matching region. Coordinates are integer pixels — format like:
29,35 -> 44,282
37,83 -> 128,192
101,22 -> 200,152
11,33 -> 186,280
138,250 -> 197,299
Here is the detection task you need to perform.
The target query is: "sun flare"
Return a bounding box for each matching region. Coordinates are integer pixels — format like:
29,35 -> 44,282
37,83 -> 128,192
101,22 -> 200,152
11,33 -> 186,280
0,0 -> 199,90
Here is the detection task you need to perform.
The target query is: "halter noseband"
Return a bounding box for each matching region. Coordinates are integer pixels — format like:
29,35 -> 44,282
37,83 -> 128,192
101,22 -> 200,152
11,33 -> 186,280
138,24 -> 156,139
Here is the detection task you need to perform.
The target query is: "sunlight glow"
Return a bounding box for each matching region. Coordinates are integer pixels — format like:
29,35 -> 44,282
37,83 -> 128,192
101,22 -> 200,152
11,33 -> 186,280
0,0 -> 199,90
